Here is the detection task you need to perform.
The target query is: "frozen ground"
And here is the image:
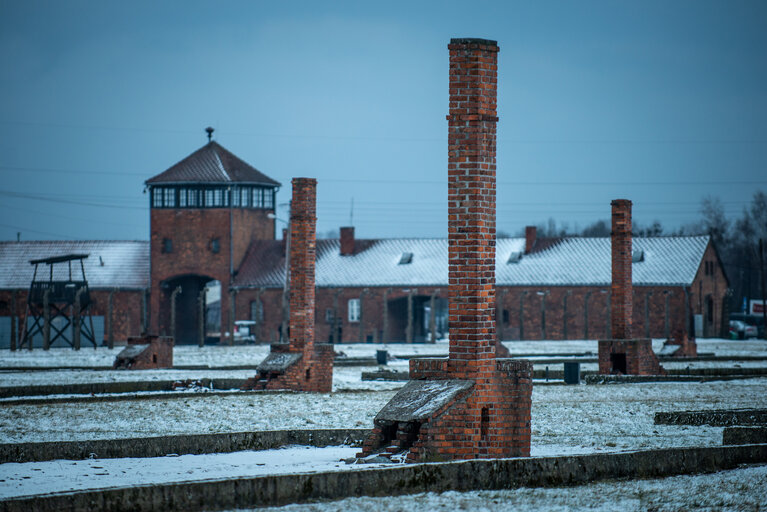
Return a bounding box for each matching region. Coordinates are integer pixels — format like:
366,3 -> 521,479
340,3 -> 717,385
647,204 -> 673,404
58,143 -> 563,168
244,464 -> 767,512
2,378 -> 765,452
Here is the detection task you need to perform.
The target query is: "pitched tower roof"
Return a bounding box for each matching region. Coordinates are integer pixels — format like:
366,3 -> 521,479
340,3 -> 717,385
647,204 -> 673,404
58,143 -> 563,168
145,141 -> 281,187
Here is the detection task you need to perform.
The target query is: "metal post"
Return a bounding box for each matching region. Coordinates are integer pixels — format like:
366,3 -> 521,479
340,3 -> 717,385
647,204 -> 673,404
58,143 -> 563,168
107,289 -> 116,349
644,291 -> 653,338
10,290 -> 16,351
332,290 -> 339,343
760,238 -> 767,340
170,285 -> 182,345
359,289 -> 367,343
584,291 -> 592,339
563,290 -> 572,340
198,286 -> 208,347
430,290 -> 438,343
664,290 -> 671,339
382,288 -> 390,343
42,288 -> 51,351
229,289 -> 236,347
406,288 -> 414,343
539,291 -> 549,339
519,291 -> 528,340
74,287 -> 84,351
141,289 -> 148,335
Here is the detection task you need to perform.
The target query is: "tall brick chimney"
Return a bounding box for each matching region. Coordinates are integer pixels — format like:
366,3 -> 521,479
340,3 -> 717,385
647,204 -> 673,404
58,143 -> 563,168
525,226 -> 537,254
358,38 -> 532,463
289,178 -> 317,352
340,226 -> 355,256
610,199 -> 632,340
249,178 -> 333,392
598,198 -> 664,376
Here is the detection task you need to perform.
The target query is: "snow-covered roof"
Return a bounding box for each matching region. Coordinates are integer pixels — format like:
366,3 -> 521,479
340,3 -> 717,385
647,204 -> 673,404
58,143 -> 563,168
234,235 -> 710,289
0,241 -> 149,290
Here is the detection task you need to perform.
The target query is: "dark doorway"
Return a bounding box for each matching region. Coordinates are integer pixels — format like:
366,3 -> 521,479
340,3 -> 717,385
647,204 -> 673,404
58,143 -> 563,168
610,353 -> 627,374
162,274 -> 214,344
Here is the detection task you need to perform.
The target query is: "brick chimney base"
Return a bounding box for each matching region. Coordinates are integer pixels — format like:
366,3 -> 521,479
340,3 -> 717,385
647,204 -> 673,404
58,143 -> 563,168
357,357 -> 532,462
244,343 -> 334,392
598,339 -> 665,375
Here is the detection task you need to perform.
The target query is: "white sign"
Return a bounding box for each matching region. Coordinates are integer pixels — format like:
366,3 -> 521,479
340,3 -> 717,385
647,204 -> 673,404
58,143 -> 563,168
749,300 -> 766,316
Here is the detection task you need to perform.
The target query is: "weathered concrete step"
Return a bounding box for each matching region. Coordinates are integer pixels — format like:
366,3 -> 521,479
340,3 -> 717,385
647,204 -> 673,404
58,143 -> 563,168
0,428 -> 370,464
723,426 -> 767,445
1,444 -> 765,512
0,379 -> 247,398
655,408 -> 767,426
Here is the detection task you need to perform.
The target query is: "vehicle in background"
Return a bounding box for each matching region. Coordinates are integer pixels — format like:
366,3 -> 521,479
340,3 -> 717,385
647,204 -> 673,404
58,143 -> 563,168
233,320 -> 257,344
728,318 -> 759,339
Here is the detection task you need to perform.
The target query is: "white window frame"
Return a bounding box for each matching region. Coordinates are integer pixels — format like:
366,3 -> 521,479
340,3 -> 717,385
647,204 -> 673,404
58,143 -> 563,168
348,298 -> 360,323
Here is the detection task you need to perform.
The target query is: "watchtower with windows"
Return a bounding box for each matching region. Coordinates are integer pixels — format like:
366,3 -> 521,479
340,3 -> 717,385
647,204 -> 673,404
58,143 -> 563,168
145,133 -> 280,344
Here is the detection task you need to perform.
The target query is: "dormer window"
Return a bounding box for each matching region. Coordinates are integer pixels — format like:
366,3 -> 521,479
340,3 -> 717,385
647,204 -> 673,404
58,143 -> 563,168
507,251 -> 522,264
632,250 -> 644,263
399,252 -> 413,265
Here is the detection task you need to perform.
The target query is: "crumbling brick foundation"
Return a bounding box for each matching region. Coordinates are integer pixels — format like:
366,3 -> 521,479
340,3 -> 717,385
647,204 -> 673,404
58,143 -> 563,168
113,335 -> 173,370
245,178 -> 333,392
599,199 -> 664,375
358,38 -> 532,463
661,329 -> 698,358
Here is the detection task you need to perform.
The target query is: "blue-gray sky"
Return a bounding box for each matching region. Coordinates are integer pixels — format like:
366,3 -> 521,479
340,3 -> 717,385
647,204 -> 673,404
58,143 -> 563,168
1,0 -> 765,241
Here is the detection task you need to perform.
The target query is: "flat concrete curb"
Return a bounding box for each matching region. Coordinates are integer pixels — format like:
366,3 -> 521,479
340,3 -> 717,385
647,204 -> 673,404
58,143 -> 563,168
656,408 -> 767,426
723,427 -> 767,445
0,379 -> 247,398
586,374 -> 766,384
1,444 -> 765,512
0,428 -> 370,464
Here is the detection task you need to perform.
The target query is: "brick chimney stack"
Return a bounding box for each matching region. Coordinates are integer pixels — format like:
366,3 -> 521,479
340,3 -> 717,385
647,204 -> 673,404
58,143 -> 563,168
447,37 -> 500,378
288,178 -> 317,352
525,226 -> 537,254
340,226 -> 355,256
611,199 -> 633,340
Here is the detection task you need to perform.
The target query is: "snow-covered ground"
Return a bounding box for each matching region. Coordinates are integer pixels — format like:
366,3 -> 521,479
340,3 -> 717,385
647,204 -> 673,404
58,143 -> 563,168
0,445 -> 385,499
245,464 -> 767,512
2,378 -> 765,450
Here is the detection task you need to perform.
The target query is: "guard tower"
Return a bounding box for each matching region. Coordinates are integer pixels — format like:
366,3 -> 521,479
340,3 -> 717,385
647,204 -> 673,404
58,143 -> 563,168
19,254 -> 97,350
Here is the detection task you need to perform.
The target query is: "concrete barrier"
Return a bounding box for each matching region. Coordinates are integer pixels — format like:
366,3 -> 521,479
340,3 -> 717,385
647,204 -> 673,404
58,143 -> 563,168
0,379 -> 247,398
655,408 -> 767,426
0,428 -> 370,463
723,427 -> 767,445
1,444 -> 765,512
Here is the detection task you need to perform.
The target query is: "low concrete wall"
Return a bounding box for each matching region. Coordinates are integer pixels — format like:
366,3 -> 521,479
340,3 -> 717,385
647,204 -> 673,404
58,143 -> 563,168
0,429 -> 370,464
0,379 -> 247,398
586,374 -> 765,384
723,427 -> 767,445
1,444 -> 765,512
655,408 -> 767,426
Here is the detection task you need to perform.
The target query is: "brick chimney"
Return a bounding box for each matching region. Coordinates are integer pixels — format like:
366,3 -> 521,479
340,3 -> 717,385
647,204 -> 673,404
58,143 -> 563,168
358,38 -> 532,463
248,177 -> 334,392
525,226 -> 537,254
610,199 -> 632,340
598,198 -> 665,376
288,178 -> 317,352
340,226 -> 355,256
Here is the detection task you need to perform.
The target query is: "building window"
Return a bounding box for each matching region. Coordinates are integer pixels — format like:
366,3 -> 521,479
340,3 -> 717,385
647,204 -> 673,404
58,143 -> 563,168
178,188 -> 187,207
162,238 -> 173,253
205,189 -> 214,207
250,300 -> 263,323
325,308 -> 334,324
241,188 -> 250,207
232,187 -> 241,207
264,189 -> 274,209
252,188 -> 263,208
163,188 -> 176,208
348,298 -> 360,322
210,238 -> 220,254
152,188 -> 164,208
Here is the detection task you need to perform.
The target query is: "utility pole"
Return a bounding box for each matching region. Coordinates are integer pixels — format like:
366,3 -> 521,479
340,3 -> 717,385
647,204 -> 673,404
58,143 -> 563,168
760,238 -> 766,340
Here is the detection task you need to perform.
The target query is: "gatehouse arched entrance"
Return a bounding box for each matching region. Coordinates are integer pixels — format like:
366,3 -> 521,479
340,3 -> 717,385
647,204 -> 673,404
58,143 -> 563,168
158,274 -> 217,345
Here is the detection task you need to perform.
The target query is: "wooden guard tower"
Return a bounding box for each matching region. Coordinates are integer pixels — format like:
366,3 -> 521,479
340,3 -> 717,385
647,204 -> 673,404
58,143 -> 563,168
19,254 -> 97,350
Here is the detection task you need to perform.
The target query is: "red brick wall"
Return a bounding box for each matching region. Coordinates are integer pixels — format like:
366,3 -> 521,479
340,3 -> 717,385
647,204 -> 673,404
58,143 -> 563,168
689,241 -> 729,337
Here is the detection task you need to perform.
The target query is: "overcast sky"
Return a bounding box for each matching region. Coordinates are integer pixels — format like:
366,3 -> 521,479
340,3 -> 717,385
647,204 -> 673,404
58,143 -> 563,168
1,0 -> 765,241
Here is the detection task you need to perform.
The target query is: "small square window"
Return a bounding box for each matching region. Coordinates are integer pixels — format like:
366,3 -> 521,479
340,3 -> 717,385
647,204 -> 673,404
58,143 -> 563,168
162,238 -> 173,253
210,238 -> 220,254
325,308 -> 334,324
399,252 -> 413,265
